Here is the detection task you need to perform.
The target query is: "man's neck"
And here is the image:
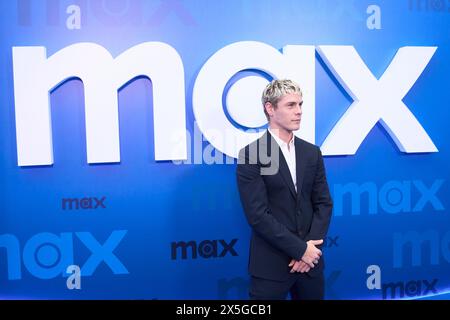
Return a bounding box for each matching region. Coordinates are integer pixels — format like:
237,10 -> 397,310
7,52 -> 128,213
269,125 -> 293,144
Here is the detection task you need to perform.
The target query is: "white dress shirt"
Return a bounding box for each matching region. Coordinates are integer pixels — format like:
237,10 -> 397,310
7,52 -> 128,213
268,128 -> 297,192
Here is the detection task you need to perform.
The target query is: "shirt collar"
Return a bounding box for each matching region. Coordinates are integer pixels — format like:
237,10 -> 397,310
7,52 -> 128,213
268,128 -> 295,149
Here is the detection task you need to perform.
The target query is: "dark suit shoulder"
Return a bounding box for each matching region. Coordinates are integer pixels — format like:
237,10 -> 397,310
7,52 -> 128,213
295,137 -> 320,153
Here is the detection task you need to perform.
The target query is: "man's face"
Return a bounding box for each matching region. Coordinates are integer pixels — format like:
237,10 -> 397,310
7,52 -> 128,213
266,93 -> 303,133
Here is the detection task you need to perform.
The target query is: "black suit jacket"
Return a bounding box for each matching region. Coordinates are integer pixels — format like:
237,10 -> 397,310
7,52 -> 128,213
236,131 -> 333,281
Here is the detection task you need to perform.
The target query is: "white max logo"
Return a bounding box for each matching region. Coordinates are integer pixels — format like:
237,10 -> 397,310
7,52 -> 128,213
12,41 -> 438,166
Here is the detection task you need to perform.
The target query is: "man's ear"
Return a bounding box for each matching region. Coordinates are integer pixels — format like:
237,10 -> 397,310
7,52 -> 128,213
265,102 -> 273,117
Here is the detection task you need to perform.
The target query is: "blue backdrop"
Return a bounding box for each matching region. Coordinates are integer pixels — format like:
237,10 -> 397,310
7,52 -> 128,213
1,0 -> 449,299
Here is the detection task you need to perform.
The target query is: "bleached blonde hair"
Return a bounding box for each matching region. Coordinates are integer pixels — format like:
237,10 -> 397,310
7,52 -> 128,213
261,79 -> 302,120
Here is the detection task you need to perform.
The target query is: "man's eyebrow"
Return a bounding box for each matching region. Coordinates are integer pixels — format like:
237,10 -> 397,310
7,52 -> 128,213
287,101 -> 303,105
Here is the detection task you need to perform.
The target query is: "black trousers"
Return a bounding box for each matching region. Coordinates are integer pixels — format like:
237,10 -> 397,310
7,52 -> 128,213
249,272 -> 324,300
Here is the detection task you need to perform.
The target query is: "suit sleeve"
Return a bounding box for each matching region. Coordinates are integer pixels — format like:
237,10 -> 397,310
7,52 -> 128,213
306,148 -> 333,241
236,148 -> 307,261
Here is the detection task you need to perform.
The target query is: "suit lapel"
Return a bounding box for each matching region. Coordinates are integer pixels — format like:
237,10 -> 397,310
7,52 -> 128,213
265,131 -> 297,200
295,137 -> 306,198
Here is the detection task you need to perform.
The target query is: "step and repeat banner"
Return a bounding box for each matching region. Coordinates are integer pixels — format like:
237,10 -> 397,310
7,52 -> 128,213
0,0 -> 449,299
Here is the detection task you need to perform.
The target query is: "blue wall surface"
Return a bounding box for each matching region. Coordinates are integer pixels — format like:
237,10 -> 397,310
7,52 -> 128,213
0,0 -> 449,299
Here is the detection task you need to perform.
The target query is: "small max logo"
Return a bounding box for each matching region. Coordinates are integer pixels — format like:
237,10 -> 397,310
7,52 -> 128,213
382,278 -> 438,299
62,196 -> 106,210
16,0 -> 196,28
171,239 -> 238,260
333,179 -> 444,215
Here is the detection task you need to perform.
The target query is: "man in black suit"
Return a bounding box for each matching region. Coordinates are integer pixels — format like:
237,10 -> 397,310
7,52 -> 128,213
236,79 -> 333,300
